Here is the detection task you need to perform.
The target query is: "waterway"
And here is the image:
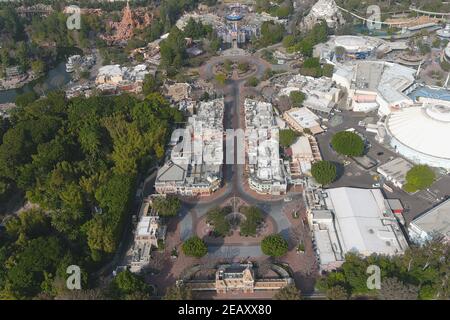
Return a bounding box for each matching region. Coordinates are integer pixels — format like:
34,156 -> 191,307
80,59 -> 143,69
0,61 -> 71,104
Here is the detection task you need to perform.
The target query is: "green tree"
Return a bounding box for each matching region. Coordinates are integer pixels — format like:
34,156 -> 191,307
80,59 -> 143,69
403,165 -> 435,193
215,73 -> 227,85
15,92 -> 38,108
311,161 -> 337,185
240,206 -> 263,237
160,26 -> 187,71
274,284 -> 301,300
31,60 -> 45,75
331,131 -> 365,157
163,284 -> 193,300
246,76 -> 259,87
109,270 -> 151,300
326,285 -> 349,300
206,207 -> 231,237
261,234 -> 288,257
279,129 -> 299,148
152,196 -> 181,217
142,73 -> 162,95
289,91 -> 305,107
378,277 -> 419,300
237,62 -> 250,73
182,236 -> 208,258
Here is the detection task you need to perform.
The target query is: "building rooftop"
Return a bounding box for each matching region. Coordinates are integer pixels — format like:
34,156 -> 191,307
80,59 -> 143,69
284,107 -> 321,129
312,187 -> 409,269
410,199 -> 450,239
377,157 -> 413,186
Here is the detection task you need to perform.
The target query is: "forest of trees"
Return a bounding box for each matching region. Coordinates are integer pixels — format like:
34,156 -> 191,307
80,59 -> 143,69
0,91 -> 183,299
317,240 -> 449,300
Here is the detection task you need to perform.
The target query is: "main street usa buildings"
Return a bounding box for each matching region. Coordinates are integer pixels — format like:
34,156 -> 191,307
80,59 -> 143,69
244,99 -> 288,195
130,198 -> 167,273
155,98 -> 224,197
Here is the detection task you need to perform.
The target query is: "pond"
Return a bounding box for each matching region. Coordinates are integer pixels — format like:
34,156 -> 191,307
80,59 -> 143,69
0,61 -> 71,104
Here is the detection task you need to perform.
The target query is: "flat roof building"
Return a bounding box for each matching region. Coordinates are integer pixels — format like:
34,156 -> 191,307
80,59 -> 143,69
377,157 -> 414,189
310,187 -> 409,271
283,107 -> 324,135
333,61 -> 416,116
409,199 -> 450,244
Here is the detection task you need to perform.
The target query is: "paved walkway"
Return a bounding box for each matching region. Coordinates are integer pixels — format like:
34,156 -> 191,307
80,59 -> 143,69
208,245 -> 264,259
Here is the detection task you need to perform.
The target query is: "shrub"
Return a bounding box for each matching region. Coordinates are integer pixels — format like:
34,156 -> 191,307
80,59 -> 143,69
261,234 -> 288,257
246,76 -> 259,87
182,236 -> 208,258
289,91 -> 305,107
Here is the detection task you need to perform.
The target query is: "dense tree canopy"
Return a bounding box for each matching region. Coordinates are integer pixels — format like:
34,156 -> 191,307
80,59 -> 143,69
109,270 -> 152,300
282,22 -> 328,57
261,234 -> 288,257
279,129 -> 299,148
258,21 -> 285,47
403,165 -> 436,193
331,131 -> 365,157
206,207 -> 231,237
311,161 -> 337,185
316,239 -> 449,300
289,91 -> 305,107
163,284 -> 193,300
274,284 -> 301,300
0,90 -> 181,299
240,206 -> 263,237
182,236 -> 208,258
152,196 -> 181,217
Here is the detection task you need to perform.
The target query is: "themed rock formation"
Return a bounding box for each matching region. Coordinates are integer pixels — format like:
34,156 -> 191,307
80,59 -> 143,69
102,1 -> 152,44
301,0 -> 345,30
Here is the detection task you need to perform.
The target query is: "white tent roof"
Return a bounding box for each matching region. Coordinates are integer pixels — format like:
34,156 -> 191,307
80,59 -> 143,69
386,104 -> 450,160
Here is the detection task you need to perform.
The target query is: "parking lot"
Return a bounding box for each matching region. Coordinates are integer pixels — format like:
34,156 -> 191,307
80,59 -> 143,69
316,110 -> 450,223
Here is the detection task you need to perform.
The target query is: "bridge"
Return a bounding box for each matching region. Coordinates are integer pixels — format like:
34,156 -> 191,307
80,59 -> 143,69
336,5 -> 450,27
336,5 -> 417,27
409,6 -> 450,18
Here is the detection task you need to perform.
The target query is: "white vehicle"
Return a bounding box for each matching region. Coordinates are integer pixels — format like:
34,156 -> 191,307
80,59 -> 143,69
372,183 -> 381,188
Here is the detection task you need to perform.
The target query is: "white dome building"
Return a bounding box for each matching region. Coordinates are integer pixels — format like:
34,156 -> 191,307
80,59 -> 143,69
444,42 -> 450,63
385,104 -> 450,169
